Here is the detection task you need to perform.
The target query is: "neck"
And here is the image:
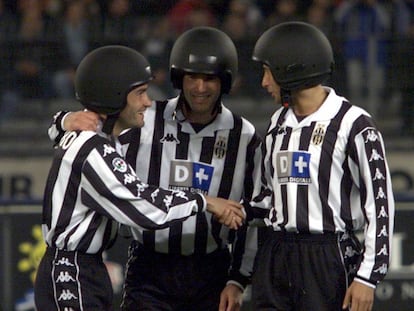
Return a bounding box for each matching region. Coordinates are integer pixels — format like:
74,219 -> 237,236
184,106 -> 218,124
292,85 -> 328,116
112,124 -> 122,137
180,96 -> 219,124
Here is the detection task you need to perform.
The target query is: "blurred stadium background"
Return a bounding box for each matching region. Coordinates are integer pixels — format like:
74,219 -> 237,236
1,0 -> 414,310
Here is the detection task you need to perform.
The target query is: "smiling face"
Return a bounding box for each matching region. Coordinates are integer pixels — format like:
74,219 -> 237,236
182,73 -> 221,124
115,84 -> 152,134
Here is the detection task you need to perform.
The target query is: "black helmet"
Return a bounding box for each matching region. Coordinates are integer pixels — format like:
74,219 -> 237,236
252,21 -> 334,91
75,45 -> 153,115
169,26 -> 238,94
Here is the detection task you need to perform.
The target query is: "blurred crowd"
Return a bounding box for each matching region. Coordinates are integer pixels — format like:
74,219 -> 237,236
1,0 -> 414,135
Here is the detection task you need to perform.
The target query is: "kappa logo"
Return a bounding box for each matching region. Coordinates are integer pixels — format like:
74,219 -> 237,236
103,144 -> 116,157
277,126 -> 287,135
160,133 -> 180,143
55,257 -> 74,266
169,160 -> 214,193
56,271 -> 76,283
276,151 -> 311,184
58,289 -> 78,301
364,129 -> 379,143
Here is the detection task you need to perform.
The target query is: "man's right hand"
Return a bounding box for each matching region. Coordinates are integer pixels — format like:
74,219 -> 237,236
205,196 -> 245,230
64,110 -> 100,132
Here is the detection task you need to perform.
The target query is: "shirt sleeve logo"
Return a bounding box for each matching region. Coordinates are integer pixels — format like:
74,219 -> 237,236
276,151 -> 311,184
112,157 -> 128,173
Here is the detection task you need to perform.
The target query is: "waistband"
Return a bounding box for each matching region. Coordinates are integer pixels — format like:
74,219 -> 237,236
269,230 -> 342,242
45,246 -> 103,263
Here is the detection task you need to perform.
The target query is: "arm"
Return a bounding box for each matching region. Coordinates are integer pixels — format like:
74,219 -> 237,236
342,121 -> 395,310
220,132 -> 263,311
48,110 -> 100,145
80,134 -> 244,230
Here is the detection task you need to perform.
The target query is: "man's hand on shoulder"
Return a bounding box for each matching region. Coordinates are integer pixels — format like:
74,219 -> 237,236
64,110 -> 100,132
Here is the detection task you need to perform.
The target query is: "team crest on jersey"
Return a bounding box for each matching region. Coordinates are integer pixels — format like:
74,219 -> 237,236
311,123 -> 326,145
214,136 -> 227,159
112,157 -> 128,173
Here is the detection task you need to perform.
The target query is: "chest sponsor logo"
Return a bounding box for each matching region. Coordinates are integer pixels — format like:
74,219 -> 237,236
169,160 -> 214,193
276,151 -> 311,184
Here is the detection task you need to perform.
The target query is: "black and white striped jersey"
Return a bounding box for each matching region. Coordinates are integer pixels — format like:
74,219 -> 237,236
117,97 -> 263,285
247,87 -> 394,286
48,96 -> 263,287
42,129 -> 205,254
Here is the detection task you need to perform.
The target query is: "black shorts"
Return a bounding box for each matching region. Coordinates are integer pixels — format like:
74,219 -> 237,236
34,247 -> 113,311
121,241 -> 231,311
252,230 -> 362,311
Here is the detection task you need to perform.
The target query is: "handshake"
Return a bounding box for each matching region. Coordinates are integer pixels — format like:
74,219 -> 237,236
205,196 -> 246,230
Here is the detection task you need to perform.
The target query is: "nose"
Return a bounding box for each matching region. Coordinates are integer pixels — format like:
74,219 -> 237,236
194,78 -> 207,91
261,74 -> 268,89
143,92 -> 152,107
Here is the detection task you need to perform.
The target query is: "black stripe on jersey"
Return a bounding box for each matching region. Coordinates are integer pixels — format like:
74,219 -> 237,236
218,115 -> 242,198
176,122 -> 189,160
296,122 -> 316,232
318,103 -> 350,232
193,120 -> 214,254
194,213 -> 209,255
76,211 -> 112,253
148,101 -> 167,186
51,134 -> 98,247
347,114 -> 377,208
168,222 -> 183,255
200,135 -> 215,164
167,121 -> 187,254
122,128 -> 141,171
278,127 -> 292,228
340,159 -> 354,231
43,147 -> 67,228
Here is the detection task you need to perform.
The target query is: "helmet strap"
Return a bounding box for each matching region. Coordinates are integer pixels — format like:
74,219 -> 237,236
280,88 -> 292,108
102,113 -> 119,135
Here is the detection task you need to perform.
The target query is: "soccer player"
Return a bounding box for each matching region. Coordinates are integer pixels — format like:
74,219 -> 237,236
245,21 -> 395,311
34,45 -> 244,310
